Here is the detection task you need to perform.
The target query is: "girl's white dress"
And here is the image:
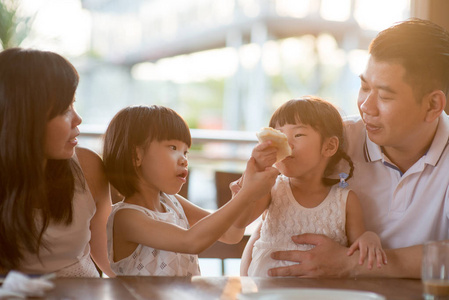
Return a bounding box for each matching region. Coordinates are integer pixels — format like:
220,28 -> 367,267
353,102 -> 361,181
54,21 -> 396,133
107,193 -> 200,276
248,175 -> 349,277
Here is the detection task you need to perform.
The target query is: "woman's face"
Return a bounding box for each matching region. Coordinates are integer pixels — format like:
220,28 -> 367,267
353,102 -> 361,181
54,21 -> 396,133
44,100 -> 82,160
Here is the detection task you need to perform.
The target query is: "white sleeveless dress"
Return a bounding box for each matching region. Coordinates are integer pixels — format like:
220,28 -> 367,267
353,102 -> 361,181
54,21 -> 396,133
248,175 -> 349,277
107,193 -> 200,276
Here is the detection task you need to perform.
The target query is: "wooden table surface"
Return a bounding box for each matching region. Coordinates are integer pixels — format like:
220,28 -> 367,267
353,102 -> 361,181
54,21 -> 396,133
41,276 -> 423,300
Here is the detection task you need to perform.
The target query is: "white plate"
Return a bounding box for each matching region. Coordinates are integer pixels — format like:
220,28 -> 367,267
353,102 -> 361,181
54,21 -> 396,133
238,288 -> 386,300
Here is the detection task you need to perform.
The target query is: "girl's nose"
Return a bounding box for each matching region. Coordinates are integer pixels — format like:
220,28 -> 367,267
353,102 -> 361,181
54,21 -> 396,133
180,156 -> 188,167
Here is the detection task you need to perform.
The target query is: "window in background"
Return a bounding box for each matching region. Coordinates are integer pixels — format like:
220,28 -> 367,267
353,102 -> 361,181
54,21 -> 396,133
16,0 -> 410,133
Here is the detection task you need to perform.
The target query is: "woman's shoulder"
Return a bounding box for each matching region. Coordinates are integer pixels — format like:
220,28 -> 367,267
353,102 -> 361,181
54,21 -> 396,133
75,147 -> 102,167
75,147 -> 104,181
75,147 -> 110,205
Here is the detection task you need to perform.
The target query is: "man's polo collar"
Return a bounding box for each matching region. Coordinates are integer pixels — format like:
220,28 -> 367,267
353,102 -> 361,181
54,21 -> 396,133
424,112 -> 449,167
363,112 -> 449,167
363,133 -> 382,163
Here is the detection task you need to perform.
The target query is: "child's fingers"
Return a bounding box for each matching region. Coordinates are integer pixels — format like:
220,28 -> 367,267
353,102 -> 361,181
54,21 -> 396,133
359,246 -> 367,265
229,175 -> 244,195
246,157 -> 256,170
367,247 -> 375,270
258,153 -> 277,168
380,248 -> 388,265
375,248 -> 384,268
252,141 -> 276,156
264,166 -> 280,181
252,142 -> 278,170
255,140 -> 273,151
346,242 -> 359,256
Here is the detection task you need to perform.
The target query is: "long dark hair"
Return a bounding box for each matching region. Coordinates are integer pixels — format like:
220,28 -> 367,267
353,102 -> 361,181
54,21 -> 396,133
269,96 -> 354,186
103,105 -> 191,198
0,48 -> 81,269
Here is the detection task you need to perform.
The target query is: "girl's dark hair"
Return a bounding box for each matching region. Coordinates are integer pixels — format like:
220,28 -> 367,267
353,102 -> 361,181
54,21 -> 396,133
0,48 -> 81,269
269,96 -> 354,186
103,105 -> 191,198
369,18 -> 449,101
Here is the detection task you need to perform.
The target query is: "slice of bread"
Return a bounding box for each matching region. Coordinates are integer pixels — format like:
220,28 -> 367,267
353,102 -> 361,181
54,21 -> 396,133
256,127 -> 292,162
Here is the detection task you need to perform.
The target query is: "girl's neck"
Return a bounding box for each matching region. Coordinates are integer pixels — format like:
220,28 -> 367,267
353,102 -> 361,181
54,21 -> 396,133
288,177 -> 330,208
125,190 -> 165,212
288,174 -> 325,190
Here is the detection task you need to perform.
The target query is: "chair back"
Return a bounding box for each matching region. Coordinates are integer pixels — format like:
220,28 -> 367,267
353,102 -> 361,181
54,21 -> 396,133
214,171 -> 242,208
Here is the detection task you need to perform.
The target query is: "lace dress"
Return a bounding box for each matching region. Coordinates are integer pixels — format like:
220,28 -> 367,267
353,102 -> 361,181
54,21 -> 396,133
107,193 -> 200,276
248,175 -> 349,277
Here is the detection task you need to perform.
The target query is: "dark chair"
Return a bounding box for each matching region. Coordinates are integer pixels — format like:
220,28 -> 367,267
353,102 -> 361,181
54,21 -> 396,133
214,170 -> 242,208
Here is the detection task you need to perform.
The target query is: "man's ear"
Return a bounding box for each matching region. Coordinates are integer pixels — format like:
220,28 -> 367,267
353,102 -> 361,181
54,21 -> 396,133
322,136 -> 339,157
425,90 -> 446,122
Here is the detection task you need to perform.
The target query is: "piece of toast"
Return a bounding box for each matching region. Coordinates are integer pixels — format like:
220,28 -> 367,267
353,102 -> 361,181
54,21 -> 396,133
256,127 -> 292,162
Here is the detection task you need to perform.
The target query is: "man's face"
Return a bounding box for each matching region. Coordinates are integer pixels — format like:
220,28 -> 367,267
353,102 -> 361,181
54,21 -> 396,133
357,56 -> 428,153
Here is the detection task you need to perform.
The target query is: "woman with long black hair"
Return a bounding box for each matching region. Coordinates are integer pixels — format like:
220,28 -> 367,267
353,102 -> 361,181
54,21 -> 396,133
0,48 -> 113,277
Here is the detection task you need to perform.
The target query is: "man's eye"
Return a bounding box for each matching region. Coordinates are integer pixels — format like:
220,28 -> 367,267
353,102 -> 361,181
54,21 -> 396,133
170,145 -> 177,150
360,85 -> 370,92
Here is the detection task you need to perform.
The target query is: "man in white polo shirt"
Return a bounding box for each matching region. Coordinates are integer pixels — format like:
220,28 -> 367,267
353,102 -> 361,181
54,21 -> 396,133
267,18 -> 449,278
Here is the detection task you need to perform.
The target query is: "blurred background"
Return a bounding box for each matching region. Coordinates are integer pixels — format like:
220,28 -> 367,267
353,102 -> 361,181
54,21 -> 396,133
2,0 -> 448,275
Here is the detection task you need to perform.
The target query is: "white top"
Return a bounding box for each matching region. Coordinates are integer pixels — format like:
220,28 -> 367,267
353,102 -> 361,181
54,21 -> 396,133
248,175 -> 349,277
20,158 -> 99,277
107,193 -> 200,276
342,113 -> 449,249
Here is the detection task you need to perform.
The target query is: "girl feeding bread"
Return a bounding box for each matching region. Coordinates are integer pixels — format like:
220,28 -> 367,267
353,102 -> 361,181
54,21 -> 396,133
103,105 -> 278,276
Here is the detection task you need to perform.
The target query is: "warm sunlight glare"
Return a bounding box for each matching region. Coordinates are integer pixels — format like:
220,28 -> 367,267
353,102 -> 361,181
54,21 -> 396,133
320,0 -> 351,22
20,0 -> 91,56
354,0 -> 410,30
17,0 -> 409,81
131,48 -> 238,83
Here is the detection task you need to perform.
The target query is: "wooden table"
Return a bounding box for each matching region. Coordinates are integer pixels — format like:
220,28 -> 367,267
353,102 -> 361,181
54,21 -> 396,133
41,276 -> 423,300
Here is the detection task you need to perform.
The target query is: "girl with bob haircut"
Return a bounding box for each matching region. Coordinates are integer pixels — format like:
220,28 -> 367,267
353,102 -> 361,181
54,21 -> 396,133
0,48 -> 113,277
239,96 -> 387,277
103,105 -> 278,276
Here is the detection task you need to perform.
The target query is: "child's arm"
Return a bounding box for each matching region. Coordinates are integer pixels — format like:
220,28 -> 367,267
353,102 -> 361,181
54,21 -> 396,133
347,231 -> 387,269
175,194 -> 246,244
182,141 -> 276,245
183,141 -> 277,244
345,190 -> 387,269
175,141 -> 278,245
240,217 -> 262,276
225,141 -> 278,229
113,157 -> 278,255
